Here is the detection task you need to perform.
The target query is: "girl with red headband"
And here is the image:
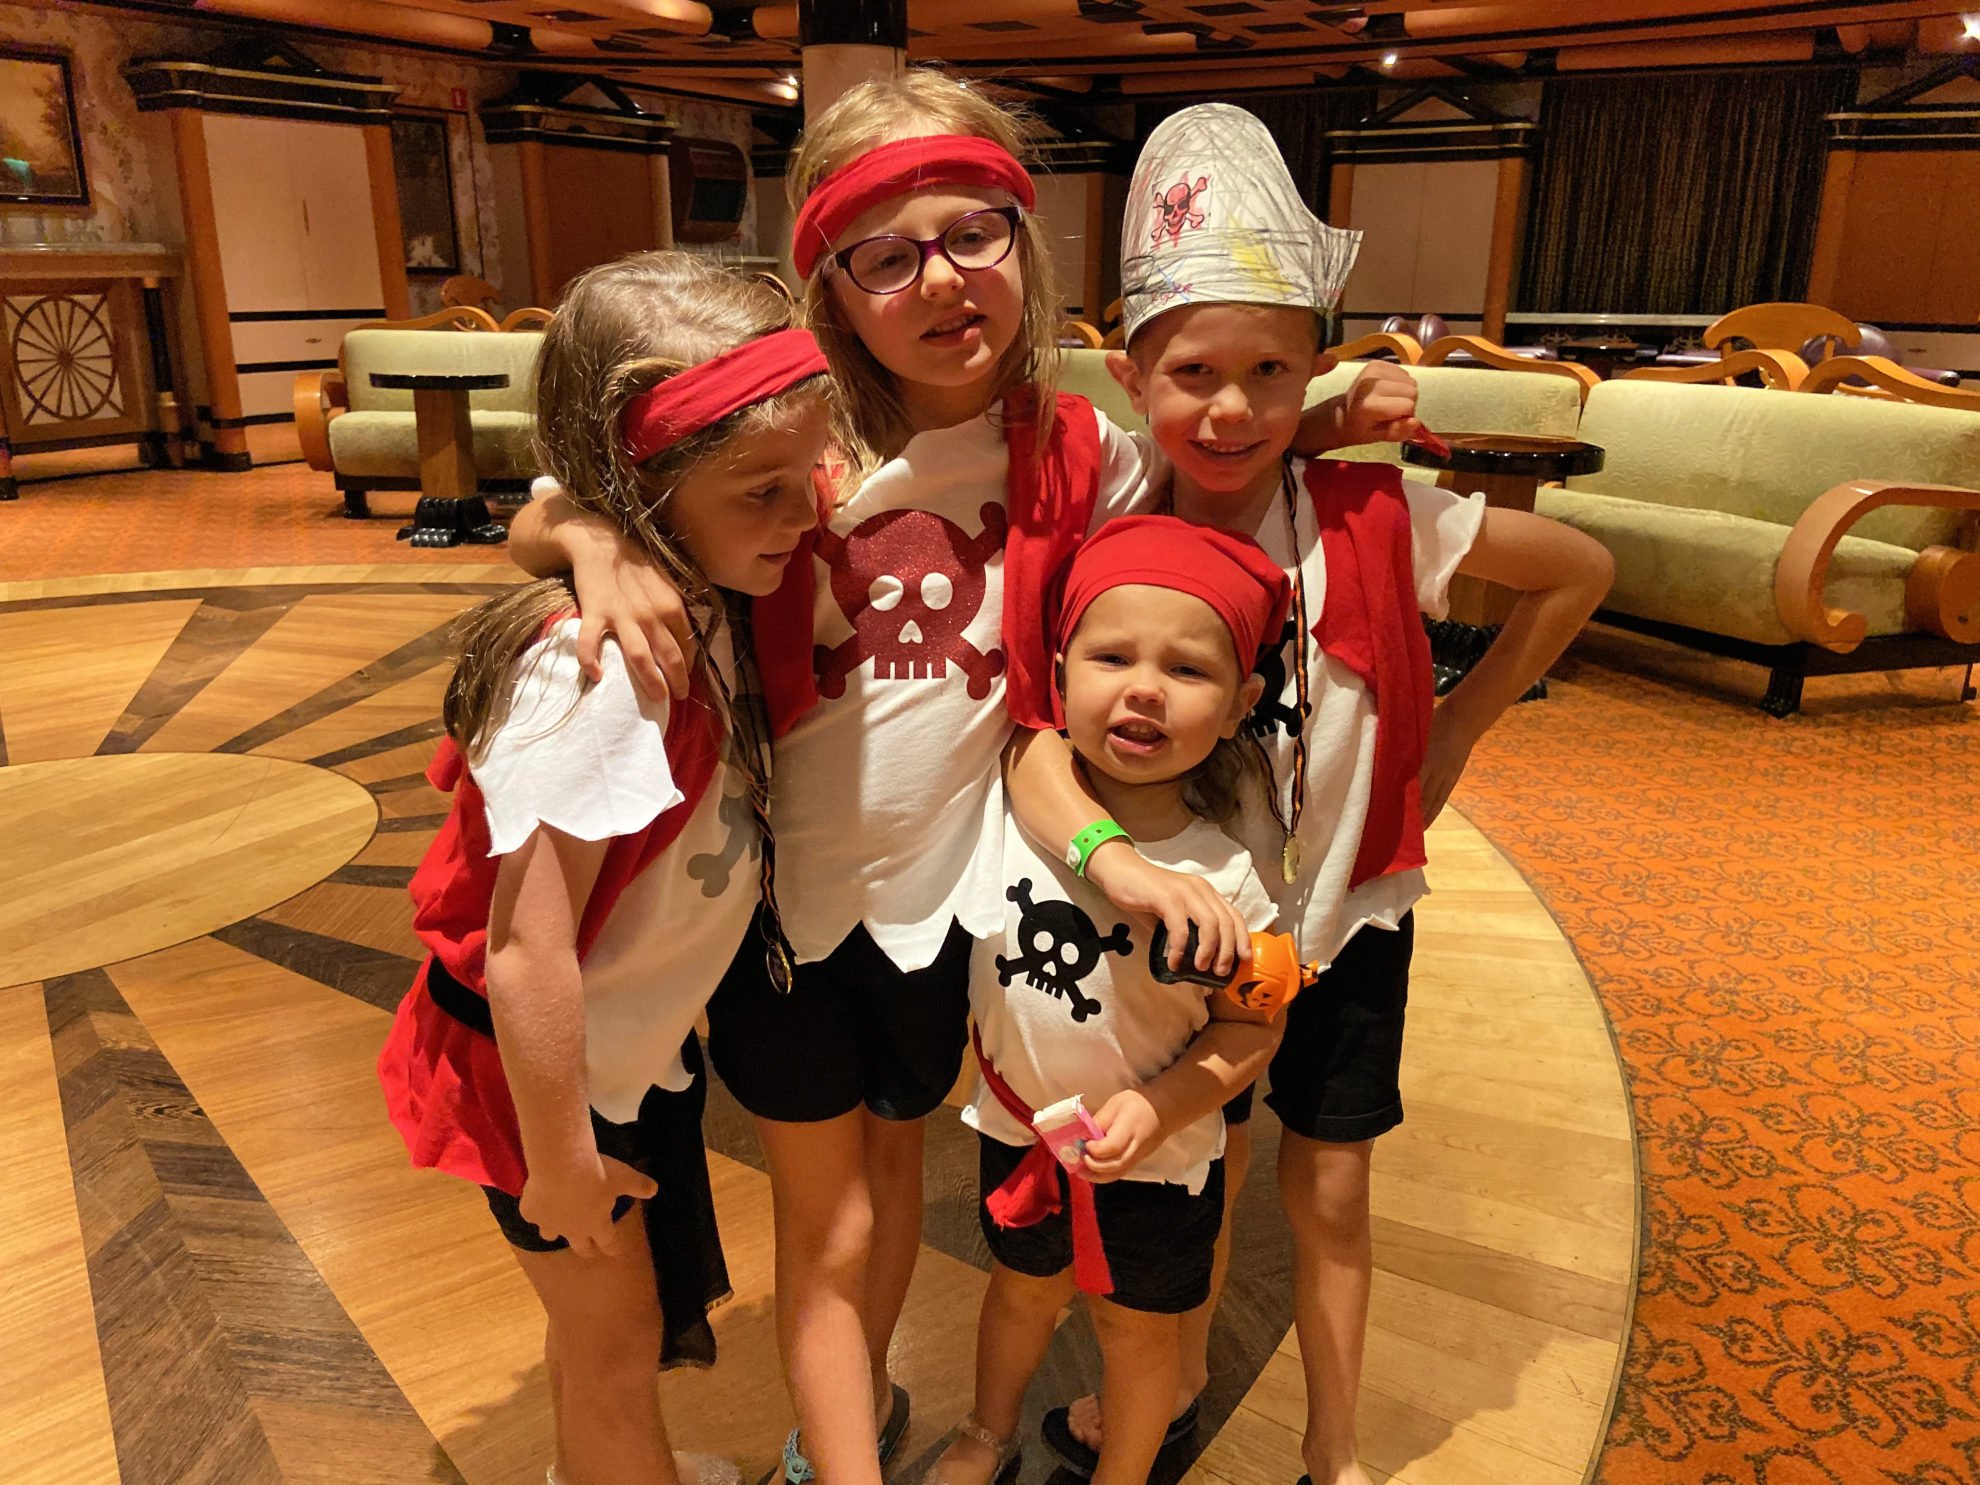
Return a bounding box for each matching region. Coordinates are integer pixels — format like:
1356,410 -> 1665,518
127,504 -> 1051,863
931,516 -> 1292,1485
507,70 -> 1424,1485
376,253 -> 829,1485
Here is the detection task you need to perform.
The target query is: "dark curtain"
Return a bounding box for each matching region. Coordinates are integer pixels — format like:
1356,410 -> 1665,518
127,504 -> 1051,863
1134,88 -> 1375,221
1518,68 -> 1854,314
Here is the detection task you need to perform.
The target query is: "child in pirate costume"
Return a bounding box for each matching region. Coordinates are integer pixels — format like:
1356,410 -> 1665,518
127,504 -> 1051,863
1006,106 -> 1614,1485
929,515 -> 1293,1485
376,254 -> 830,1485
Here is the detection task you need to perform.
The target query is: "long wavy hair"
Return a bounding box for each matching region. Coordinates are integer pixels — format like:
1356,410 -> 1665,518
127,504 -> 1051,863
790,69 -> 1060,477
444,253 -> 826,796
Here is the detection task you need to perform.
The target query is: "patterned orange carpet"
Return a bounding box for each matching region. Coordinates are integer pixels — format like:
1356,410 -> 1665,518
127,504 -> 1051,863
3,462 -> 512,578
1458,630 -> 1980,1484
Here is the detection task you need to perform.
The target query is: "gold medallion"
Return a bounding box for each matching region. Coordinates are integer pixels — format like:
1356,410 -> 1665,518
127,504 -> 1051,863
1282,836 -> 1303,885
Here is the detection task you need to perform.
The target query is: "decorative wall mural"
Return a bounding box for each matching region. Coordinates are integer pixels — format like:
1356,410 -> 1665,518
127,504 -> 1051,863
0,46 -> 89,207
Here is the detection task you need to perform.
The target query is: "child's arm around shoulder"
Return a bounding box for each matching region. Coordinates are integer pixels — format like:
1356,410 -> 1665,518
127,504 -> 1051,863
510,481 -> 696,701
486,823 -> 657,1256
1293,358 -> 1426,455
1004,726 -> 1251,977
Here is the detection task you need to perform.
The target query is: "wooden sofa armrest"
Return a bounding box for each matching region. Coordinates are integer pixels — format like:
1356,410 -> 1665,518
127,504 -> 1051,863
1420,334 -> 1602,402
293,370 -> 346,472
1620,348 -> 1809,390
356,306 -> 500,333
1333,331 -> 1422,364
1057,318 -> 1103,348
1776,480 -> 1980,651
501,306 -> 555,332
1801,355 -> 1980,410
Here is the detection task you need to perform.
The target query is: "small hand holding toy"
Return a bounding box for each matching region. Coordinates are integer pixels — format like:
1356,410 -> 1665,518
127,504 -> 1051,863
1149,921 -> 1318,1018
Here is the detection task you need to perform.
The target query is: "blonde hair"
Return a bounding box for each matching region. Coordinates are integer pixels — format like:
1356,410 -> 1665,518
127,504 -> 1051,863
789,69 -> 1060,470
444,252 -> 825,789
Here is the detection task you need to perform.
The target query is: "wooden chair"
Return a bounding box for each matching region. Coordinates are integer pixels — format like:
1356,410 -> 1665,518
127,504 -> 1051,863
500,307 -> 554,332
1057,319 -> 1103,349
1101,297 -> 1127,350
1704,302 -> 1858,357
440,275 -> 503,315
356,305 -> 500,334
747,270 -> 796,305
1334,331 -> 1423,364
1421,334 -> 1601,402
1620,347 -> 1809,391
1800,355 -> 1980,410
295,305 -> 500,473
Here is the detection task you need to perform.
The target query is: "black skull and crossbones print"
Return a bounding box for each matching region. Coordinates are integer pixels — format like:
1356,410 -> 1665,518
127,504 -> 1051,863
995,877 -> 1133,1023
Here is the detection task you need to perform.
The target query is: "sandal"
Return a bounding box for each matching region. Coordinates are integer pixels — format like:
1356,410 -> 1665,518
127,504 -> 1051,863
1040,1396 -> 1200,1477
922,1416 -> 1022,1485
757,1383 -> 913,1485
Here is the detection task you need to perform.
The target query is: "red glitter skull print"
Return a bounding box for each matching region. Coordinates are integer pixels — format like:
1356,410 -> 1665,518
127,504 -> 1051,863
1152,174 -> 1209,247
812,501 -> 1010,699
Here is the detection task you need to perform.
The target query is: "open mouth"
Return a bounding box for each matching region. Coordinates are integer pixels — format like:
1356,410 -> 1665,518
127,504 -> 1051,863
1189,437 -> 1266,462
1108,718 -> 1169,756
923,310 -> 986,343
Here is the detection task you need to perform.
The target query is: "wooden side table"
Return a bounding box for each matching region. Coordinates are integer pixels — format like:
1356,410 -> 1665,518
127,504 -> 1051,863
368,370 -> 510,548
1401,433 -> 1606,697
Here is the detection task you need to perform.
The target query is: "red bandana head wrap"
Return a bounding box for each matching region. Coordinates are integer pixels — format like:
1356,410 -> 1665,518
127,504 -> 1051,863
1056,514 -> 1291,675
620,327 -> 829,464
791,134 -> 1036,281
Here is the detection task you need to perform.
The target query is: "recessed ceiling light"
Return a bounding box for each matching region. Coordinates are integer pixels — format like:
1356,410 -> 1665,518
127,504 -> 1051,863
1964,13 -> 1980,40
1382,50 -> 1399,67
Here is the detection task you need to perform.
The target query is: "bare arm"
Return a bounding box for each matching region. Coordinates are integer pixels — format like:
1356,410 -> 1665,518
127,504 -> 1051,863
1081,992 -> 1281,1182
1421,507 -> 1614,821
485,823 -> 656,1255
509,489 -> 695,700
1292,360 -> 1425,457
1004,727 -> 1249,975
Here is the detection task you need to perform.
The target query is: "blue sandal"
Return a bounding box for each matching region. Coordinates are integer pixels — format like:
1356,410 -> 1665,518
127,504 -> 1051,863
763,1384 -> 911,1485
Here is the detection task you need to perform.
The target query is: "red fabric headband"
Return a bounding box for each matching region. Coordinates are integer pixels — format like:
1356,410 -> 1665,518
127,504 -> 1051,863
621,328 -> 828,464
1057,515 -> 1292,676
792,134 -> 1035,280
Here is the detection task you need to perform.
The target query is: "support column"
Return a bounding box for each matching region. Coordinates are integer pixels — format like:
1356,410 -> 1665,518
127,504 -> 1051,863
800,0 -> 905,124
167,109 -> 250,470
1807,147 -> 1857,307
1482,153 -> 1527,345
1080,170 -> 1108,326
1328,161 -> 1354,228
651,153 -> 676,250
363,123 -> 414,321
517,138 -> 557,306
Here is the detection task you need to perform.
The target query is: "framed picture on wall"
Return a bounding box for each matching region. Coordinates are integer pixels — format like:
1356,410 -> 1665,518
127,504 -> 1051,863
0,47 -> 89,208
390,113 -> 460,274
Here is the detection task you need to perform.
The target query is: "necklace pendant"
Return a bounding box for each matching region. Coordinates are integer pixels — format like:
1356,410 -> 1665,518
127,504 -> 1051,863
1282,836 -> 1303,885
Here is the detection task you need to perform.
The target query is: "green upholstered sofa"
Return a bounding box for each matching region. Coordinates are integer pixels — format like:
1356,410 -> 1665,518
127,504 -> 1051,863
1059,348 -> 1980,714
296,324 -> 544,518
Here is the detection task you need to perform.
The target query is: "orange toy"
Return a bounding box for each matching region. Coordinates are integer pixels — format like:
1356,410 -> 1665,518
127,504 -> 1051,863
1148,924 -> 1319,1019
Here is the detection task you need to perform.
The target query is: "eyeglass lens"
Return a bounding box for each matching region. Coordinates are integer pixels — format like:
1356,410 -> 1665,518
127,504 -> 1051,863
843,209 -> 1015,294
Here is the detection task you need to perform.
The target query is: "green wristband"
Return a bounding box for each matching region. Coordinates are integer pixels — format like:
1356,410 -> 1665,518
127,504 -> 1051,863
1066,819 -> 1133,878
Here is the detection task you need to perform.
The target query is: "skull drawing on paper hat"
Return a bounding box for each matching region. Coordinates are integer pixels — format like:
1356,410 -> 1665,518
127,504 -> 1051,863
1120,103 -> 1362,345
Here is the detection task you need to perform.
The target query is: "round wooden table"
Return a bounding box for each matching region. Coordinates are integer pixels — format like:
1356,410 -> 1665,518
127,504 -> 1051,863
1558,336 -> 1644,381
369,370 -> 510,548
1401,432 -> 1606,697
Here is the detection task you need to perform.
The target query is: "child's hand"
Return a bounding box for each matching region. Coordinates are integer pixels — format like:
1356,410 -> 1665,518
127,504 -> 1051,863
1081,1090 -> 1165,1183
1419,703 -> 1478,825
567,524 -> 697,702
518,1152 -> 658,1259
1339,361 -> 1424,446
1085,847 -> 1250,977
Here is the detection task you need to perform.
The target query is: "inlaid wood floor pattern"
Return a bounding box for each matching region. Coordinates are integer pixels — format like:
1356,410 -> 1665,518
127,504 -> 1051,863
0,570 -> 1636,1485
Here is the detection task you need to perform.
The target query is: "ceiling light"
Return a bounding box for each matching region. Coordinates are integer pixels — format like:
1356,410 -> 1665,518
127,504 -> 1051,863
1964,13 -> 1980,40
1382,51 -> 1399,68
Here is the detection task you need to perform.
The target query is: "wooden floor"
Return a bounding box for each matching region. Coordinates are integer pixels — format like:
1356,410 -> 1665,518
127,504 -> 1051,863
0,567 -> 1636,1485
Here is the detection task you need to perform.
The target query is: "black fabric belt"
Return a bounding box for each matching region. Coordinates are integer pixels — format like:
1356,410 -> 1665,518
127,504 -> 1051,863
425,955 -> 496,1039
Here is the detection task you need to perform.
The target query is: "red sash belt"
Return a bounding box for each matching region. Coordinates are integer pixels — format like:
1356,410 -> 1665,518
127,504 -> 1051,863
971,1028 -> 1114,1296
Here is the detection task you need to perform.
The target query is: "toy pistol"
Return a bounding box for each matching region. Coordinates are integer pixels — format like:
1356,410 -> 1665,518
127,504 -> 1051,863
1149,922 -> 1318,1019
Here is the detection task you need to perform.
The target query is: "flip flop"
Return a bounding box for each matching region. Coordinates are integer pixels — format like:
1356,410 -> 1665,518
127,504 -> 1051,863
1040,1396 -> 1200,1477
755,1384 -> 912,1485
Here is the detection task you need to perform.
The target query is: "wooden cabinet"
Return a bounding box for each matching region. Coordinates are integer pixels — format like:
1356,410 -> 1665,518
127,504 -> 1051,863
203,115 -> 385,315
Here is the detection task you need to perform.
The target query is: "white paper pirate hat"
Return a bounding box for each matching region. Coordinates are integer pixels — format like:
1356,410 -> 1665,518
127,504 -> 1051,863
1120,103 -> 1362,344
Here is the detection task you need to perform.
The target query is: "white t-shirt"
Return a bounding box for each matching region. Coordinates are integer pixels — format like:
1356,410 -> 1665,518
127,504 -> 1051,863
472,619 -> 758,1122
772,399 -> 1151,970
1233,462 -> 1485,966
963,814 -> 1278,1194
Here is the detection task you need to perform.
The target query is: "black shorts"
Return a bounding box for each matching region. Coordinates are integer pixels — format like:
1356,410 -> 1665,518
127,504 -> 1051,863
481,1038 -> 732,1369
976,1134 -> 1225,1315
1253,911 -> 1414,1144
704,909 -> 973,1124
